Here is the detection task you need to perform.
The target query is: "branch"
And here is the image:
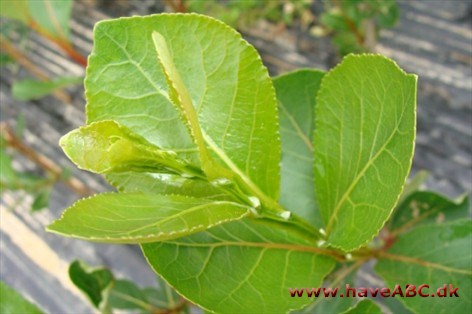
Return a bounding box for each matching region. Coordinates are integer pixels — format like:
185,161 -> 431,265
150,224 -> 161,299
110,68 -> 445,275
0,38 -> 72,104
1,122 -> 93,197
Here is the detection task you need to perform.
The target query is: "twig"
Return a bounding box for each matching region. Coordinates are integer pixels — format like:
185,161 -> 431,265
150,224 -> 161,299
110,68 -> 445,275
1,122 -> 93,196
29,20 -> 88,67
0,38 -> 72,104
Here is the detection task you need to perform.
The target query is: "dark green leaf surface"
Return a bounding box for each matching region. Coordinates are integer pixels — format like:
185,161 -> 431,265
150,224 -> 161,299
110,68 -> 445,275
48,193 -> 251,243
142,218 -> 336,313
0,281 -> 43,314
342,299 -> 381,314
108,280 -> 150,311
375,220 -> 472,314
388,191 -> 469,234
85,14 -> 281,200
273,69 -> 324,228
314,54 -> 417,251
143,276 -> 186,312
299,262 -> 360,314
31,189 -> 51,211
12,77 -> 82,101
68,260 -> 114,309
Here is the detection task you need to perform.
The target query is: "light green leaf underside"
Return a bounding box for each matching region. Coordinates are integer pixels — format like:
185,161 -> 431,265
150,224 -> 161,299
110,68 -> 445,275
273,69 -> 324,228
375,220 -> 472,314
388,191 -> 469,234
314,54 -> 417,251
47,193 -> 251,243
12,77 -> 82,101
28,0 -> 72,39
60,120 -> 199,177
106,172 -> 237,202
85,13 -> 280,199
142,218 -> 336,314
342,299 -> 382,314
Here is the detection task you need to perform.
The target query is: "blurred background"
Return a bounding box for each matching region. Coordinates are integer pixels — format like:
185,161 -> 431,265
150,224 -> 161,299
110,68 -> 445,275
1,0 -> 471,313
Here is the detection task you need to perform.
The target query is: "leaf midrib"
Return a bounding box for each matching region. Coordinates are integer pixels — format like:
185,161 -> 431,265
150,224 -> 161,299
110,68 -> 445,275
378,251 -> 472,275
325,98 -> 409,234
163,240 -> 344,261
127,201 -> 249,235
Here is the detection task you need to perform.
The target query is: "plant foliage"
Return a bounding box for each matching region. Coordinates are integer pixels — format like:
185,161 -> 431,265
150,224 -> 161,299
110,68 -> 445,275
47,13 -> 470,314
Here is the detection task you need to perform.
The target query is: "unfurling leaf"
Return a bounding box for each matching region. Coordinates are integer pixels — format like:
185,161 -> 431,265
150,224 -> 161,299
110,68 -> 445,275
60,120 -> 200,177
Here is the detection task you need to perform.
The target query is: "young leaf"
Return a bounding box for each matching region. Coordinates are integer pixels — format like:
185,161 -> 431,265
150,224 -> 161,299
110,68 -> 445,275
0,281 -> 43,314
47,193 -> 251,243
375,220 -> 472,314
314,54 -> 417,251
28,0 -> 73,40
60,120 -> 200,177
142,218 -> 336,313
342,299 -> 381,314
69,260 -> 114,310
85,14 -> 281,202
388,191 -> 469,235
107,172 -> 238,201
273,69 -> 324,228
12,77 -> 82,101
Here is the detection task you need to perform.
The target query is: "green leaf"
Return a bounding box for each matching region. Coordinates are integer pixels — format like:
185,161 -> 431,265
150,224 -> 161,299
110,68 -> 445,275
398,170 -> 429,204
142,218 -> 336,313
108,280 -> 151,311
12,76 -> 82,100
0,0 -> 29,24
143,276 -> 185,312
0,53 -> 14,67
47,193 -> 251,243
273,69 -> 324,228
342,299 -> 381,314
388,191 -> 469,235
85,14 -> 281,204
60,120 -> 200,177
300,262 -> 360,314
106,172 -> 237,201
0,281 -> 43,314
0,149 -> 17,188
313,54 -> 417,251
28,0 -> 72,40
68,260 -> 114,309
31,189 -> 51,212
0,148 -> 46,191
375,220 -> 472,314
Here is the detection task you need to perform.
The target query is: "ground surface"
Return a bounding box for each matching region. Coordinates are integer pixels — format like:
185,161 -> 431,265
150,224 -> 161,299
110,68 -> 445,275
1,1 -> 471,313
